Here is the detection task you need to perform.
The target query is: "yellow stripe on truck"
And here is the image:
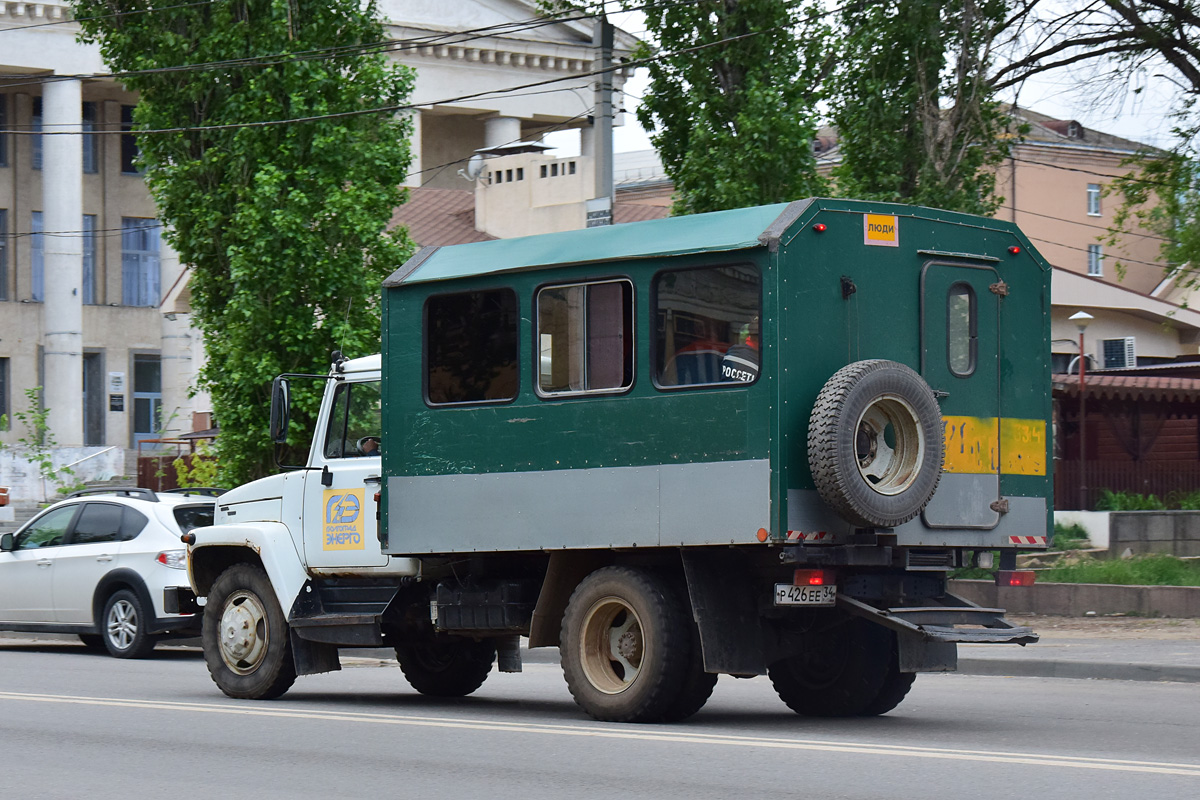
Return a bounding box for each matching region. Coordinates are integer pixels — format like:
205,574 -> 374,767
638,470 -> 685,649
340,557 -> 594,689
941,416 -> 1046,476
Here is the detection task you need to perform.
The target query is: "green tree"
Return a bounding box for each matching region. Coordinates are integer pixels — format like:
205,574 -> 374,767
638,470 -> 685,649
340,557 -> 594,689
829,0 -> 1014,214
635,0 -> 831,214
543,0 -> 830,214
983,2 -> 1200,285
75,0 -> 415,484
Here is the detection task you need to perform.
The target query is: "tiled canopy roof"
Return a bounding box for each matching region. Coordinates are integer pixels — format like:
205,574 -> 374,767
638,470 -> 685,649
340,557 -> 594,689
1053,373 -> 1200,402
388,186 -> 670,248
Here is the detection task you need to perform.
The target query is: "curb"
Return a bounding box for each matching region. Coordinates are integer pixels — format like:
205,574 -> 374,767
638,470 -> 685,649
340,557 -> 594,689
958,657 -> 1200,684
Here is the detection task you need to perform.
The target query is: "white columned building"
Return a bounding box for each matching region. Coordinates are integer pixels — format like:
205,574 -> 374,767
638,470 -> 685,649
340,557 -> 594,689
1,0 -> 636,492
40,76 -> 84,446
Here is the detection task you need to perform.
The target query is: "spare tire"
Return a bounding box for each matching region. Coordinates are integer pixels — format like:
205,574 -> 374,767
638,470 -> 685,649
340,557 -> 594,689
808,359 -> 943,528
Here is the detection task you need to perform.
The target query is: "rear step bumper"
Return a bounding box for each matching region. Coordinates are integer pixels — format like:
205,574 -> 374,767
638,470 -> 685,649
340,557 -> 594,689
838,592 -> 1038,672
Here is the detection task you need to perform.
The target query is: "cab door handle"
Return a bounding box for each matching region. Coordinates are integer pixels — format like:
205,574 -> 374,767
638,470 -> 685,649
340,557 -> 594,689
96,555 -> 114,562
36,559 -> 52,567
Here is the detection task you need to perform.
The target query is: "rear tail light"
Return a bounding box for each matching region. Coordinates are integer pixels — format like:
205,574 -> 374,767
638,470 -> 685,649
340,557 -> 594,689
996,570 -> 1036,587
156,550 -> 188,570
793,569 -> 830,586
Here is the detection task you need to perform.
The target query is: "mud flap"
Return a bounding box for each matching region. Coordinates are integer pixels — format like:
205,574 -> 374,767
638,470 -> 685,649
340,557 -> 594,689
681,550 -> 767,676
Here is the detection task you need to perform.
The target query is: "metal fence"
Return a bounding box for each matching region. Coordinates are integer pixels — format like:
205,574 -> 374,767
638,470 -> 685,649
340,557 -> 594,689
1054,460 -> 1200,510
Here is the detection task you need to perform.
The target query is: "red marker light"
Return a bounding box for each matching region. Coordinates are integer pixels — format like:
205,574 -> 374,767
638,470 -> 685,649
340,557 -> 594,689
996,570 -> 1036,587
794,569 -> 828,586
813,223 -> 827,233
1008,246 -> 1021,255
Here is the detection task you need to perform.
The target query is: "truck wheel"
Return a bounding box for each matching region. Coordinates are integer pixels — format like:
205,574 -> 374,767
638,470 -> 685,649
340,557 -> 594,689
661,626 -> 718,723
202,564 -> 296,700
560,567 -> 691,723
768,617 -> 891,717
863,665 -> 916,716
808,359 -> 943,528
394,639 -> 496,697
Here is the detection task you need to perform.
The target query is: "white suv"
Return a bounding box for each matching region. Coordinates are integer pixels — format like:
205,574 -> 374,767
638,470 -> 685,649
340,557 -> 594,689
0,488 -> 217,658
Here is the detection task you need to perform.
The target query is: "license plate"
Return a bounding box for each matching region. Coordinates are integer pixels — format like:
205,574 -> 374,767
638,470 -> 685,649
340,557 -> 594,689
774,583 -> 837,606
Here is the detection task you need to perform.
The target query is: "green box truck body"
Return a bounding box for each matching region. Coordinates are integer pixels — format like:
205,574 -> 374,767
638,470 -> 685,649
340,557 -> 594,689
188,198 -> 1048,722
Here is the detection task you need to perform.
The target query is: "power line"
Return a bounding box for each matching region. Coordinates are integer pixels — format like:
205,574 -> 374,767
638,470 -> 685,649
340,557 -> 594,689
0,0 -> 219,34
997,204 -> 1171,243
0,106 -> 598,241
0,0 -> 689,91
1024,234 -> 1171,271
0,28 -> 762,138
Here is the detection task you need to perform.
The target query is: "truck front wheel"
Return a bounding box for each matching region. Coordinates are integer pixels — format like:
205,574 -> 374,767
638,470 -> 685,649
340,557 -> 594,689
768,617 -> 893,717
394,639 -> 496,697
202,564 -> 297,700
560,567 -> 692,723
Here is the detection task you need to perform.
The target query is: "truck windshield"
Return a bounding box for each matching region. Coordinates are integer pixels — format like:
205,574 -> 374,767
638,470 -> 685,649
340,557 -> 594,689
322,380 -> 382,458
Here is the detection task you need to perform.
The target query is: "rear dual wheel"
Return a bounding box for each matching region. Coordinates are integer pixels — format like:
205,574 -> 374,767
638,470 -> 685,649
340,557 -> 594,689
561,567 -> 713,723
395,639 -> 496,697
768,617 -> 913,717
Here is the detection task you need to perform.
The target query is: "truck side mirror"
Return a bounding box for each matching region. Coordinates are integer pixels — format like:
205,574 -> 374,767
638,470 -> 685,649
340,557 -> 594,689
1,533 -> 13,552
269,377 -> 291,444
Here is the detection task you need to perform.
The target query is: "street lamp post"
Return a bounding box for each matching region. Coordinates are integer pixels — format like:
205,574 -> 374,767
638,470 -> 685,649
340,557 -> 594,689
1070,311 -> 1094,510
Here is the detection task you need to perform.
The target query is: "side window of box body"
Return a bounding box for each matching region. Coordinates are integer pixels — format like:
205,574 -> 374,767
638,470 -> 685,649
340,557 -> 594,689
947,281 -> 977,377
651,263 -> 762,389
423,288 -> 520,407
536,278 -> 634,398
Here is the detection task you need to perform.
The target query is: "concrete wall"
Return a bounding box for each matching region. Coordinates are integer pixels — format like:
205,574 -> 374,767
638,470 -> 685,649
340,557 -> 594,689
0,446 -> 125,503
1054,510 -> 1111,549
1109,511 -> 1200,557
953,579 -> 1200,618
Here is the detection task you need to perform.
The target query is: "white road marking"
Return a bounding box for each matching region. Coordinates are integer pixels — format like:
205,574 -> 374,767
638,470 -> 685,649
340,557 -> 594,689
2,690 -> 1199,777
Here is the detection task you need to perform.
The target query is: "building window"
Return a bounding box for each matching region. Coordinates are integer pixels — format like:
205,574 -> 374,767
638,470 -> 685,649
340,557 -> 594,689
82,102 -> 99,174
1087,183 -> 1101,216
31,211 -> 44,302
120,105 -> 141,174
132,354 -> 162,446
1087,244 -> 1103,277
0,208 -> 7,301
653,265 -> 762,388
82,214 -> 97,304
32,97 -> 43,171
425,289 -> 519,405
0,357 -> 8,429
537,279 -> 633,396
0,94 -> 8,167
516,168 -> 524,181
947,282 -> 977,377
121,217 -> 161,306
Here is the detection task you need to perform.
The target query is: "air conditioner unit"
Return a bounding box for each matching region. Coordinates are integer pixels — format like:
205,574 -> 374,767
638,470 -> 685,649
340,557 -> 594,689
1101,336 -> 1136,368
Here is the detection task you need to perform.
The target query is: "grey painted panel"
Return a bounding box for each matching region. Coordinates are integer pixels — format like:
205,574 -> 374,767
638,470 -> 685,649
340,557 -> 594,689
786,489 -> 854,541
896,495 -> 1046,547
387,460 -> 771,554
660,460 -> 770,545
922,473 -> 1002,529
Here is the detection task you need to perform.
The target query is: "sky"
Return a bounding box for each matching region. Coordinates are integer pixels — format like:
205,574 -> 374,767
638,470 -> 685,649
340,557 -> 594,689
545,10 -> 1183,157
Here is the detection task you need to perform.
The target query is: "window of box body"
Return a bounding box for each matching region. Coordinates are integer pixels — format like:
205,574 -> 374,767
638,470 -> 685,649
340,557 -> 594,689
535,278 -> 634,398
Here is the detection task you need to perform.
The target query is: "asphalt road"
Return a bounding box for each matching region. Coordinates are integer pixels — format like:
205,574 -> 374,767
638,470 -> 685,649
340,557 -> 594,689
1,638 -> 1199,800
